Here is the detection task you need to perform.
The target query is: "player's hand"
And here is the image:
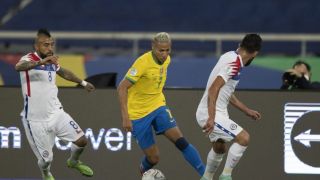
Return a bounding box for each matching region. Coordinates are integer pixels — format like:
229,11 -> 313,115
203,117 -> 215,135
41,56 -> 59,65
286,69 -> 302,78
122,118 -> 132,132
246,109 -> 261,120
84,82 -> 95,92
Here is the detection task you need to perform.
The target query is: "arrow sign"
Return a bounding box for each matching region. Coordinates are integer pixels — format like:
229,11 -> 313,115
294,129 -> 320,147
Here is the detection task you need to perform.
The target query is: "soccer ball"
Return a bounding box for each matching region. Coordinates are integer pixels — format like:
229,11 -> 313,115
142,169 -> 166,180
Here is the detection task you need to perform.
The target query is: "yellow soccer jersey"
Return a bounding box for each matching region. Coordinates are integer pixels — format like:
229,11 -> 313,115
125,51 -> 170,120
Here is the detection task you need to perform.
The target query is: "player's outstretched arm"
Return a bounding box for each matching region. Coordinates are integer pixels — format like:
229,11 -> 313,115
230,94 -> 261,120
57,67 -> 95,92
117,79 -> 133,132
15,56 -> 59,71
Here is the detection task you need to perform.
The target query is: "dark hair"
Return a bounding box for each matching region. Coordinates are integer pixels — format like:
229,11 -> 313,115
293,60 -> 311,72
240,33 -> 262,53
37,28 -> 51,37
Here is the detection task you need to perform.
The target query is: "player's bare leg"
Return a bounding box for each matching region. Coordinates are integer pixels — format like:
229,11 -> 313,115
67,135 -> 93,177
201,139 -> 226,180
140,145 -> 160,174
219,130 -> 250,180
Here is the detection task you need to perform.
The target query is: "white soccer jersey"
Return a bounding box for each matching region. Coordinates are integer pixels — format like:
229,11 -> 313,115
19,52 -> 62,121
196,51 -> 243,120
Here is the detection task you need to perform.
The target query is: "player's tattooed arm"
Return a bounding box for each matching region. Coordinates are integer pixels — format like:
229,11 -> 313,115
15,56 -> 58,71
15,60 -> 42,71
56,67 -> 82,84
57,67 -> 95,92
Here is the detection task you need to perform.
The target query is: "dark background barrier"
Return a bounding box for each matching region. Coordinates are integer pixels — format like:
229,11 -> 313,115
3,0 -> 320,33
0,88 -> 319,180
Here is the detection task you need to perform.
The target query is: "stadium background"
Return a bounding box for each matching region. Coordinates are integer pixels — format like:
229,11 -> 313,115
1,88 -> 320,180
0,0 -> 320,179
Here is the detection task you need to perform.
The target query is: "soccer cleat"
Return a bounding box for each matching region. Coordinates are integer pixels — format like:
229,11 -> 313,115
67,159 -> 93,177
219,174 -> 232,180
43,172 -> 55,180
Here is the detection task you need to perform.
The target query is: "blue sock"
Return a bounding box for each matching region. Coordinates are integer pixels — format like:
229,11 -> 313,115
181,144 -> 205,176
140,156 -> 154,173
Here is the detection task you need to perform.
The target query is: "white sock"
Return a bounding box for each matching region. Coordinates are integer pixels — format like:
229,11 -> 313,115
69,143 -> 84,164
203,149 -> 224,179
38,159 -> 51,176
222,143 -> 247,176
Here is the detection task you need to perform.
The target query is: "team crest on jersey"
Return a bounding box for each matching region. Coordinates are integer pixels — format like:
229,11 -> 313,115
160,67 -> 163,74
129,67 -> 138,76
230,123 -> 237,130
42,150 -> 49,158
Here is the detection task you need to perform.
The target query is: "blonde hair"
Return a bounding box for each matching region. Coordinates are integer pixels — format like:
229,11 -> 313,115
153,32 -> 171,43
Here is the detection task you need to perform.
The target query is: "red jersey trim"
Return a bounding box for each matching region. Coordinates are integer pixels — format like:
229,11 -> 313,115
28,53 -> 40,62
25,71 -> 31,97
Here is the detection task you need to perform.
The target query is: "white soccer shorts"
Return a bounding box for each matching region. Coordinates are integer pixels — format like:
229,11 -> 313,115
22,109 -> 84,162
197,112 -> 243,142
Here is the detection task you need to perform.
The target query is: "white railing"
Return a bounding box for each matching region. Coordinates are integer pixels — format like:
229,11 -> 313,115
1,31 -> 320,57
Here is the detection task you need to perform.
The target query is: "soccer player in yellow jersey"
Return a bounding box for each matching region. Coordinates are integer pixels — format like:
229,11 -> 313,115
118,32 -> 205,177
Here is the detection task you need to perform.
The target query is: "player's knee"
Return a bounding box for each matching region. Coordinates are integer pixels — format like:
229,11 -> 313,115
38,159 -> 51,169
213,139 -> 226,154
147,154 -> 160,165
236,130 -> 250,146
175,137 -> 189,151
74,135 -> 87,147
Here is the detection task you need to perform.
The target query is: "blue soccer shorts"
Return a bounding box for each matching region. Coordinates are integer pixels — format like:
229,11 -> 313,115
131,106 -> 177,150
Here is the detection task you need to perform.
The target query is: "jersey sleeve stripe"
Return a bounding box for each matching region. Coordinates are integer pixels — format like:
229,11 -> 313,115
228,56 -> 241,77
125,76 -> 136,84
28,53 -> 40,62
